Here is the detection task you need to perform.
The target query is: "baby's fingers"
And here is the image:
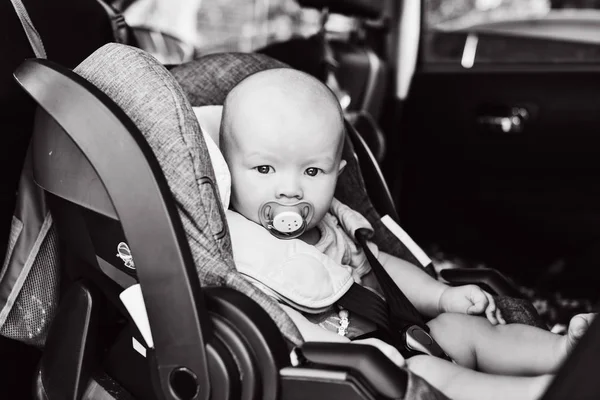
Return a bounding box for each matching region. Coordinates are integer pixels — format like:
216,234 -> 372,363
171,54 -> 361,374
466,286 -> 487,314
483,291 -> 498,325
496,308 -> 506,325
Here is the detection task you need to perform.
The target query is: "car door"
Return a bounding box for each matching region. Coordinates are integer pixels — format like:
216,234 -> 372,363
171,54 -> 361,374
386,0 -> 600,299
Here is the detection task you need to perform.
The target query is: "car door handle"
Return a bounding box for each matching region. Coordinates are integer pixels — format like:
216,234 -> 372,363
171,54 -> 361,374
477,107 -> 529,133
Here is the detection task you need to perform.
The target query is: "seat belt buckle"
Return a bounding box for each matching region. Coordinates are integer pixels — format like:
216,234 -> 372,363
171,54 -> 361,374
403,325 -> 453,362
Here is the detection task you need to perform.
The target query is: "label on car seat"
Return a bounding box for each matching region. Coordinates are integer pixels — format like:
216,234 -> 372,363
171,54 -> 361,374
381,215 -> 432,267
116,242 -> 135,269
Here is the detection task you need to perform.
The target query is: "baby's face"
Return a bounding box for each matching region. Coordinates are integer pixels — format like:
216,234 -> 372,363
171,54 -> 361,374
225,102 -> 346,232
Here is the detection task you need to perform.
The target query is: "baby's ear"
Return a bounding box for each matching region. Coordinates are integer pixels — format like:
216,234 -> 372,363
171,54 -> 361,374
337,159 -> 347,176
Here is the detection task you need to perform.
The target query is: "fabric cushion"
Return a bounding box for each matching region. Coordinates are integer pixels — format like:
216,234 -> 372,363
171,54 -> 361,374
192,106 -> 230,209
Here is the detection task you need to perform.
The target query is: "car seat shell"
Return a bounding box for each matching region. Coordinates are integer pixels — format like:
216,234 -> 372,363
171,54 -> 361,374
14,43 -> 454,400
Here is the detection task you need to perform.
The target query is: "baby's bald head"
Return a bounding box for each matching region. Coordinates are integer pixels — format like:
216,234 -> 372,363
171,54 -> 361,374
220,68 -> 345,162
219,68 -> 348,230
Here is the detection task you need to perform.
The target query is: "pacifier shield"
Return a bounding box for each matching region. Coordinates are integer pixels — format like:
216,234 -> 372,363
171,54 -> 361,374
259,201 -> 314,240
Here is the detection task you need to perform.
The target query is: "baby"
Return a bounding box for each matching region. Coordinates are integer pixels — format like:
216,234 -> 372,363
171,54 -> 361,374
218,67 -> 594,400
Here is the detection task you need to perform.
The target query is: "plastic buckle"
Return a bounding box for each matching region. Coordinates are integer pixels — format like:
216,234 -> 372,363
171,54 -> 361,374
403,325 -> 453,362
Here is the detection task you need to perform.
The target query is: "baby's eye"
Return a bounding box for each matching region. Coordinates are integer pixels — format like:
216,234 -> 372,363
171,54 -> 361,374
255,165 -> 273,174
305,167 -> 321,177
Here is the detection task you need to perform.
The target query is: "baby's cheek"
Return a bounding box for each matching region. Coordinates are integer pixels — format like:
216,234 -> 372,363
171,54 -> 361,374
231,194 -> 263,225
309,207 -> 329,229
230,173 -> 254,201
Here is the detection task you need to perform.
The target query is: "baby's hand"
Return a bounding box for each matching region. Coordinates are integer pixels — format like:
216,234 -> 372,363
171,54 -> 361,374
353,338 -> 406,367
438,285 -> 506,325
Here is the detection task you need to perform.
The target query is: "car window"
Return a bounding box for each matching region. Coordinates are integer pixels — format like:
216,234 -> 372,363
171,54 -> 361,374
423,0 -> 600,65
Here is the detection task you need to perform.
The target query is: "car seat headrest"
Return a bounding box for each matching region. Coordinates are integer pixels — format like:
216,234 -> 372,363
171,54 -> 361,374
193,105 -> 222,145
74,44 -> 232,274
171,53 -> 289,107
297,0 -> 384,20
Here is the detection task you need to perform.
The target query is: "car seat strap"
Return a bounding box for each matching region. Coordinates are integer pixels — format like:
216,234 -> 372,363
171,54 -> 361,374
337,228 -> 452,360
10,0 -> 47,58
355,228 -> 427,330
337,283 -> 394,333
380,215 -> 437,278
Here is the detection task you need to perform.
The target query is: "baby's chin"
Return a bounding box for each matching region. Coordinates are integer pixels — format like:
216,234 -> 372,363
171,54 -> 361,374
305,219 -> 321,231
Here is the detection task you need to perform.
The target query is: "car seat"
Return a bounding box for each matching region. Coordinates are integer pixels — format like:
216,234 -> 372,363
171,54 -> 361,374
14,43 -> 450,400
12,40 -> 600,400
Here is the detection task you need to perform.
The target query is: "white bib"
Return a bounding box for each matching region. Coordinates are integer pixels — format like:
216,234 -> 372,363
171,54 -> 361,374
226,210 -> 354,313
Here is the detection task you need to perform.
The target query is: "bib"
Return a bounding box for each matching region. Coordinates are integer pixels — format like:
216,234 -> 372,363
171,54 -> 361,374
226,210 -> 354,313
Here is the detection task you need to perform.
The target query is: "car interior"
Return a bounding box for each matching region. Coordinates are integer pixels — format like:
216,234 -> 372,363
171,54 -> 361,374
2,0 -> 600,399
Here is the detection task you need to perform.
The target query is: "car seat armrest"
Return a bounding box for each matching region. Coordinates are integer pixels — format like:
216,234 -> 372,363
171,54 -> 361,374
439,267 -> 522,298
299,342 -> 408,398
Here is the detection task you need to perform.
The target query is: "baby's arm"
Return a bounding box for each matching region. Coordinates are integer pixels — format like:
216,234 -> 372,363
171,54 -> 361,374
376,251 -> 448,318
375,252 -> 503,324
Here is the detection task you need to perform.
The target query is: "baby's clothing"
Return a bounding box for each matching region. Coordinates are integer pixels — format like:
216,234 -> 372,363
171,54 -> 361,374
228,208 -> 354,313
227,198 -> 381,338
313,199 -> 380,285
307,200 -> 382,337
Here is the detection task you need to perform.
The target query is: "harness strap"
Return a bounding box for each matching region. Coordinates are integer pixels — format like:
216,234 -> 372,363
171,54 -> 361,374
355,228 -> 427,331
336,228 -> 452,360
10,0 -> 47,58
337,283 -> 394,337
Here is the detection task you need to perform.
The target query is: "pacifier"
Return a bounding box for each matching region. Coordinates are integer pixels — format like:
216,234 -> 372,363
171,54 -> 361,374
258,201 -> 315,240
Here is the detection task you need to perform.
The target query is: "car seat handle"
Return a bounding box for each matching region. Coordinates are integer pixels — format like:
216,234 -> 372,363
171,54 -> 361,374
14,59 -> 212,400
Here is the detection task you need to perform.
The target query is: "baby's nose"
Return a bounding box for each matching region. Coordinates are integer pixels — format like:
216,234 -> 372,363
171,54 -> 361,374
276,177 -> 303,199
